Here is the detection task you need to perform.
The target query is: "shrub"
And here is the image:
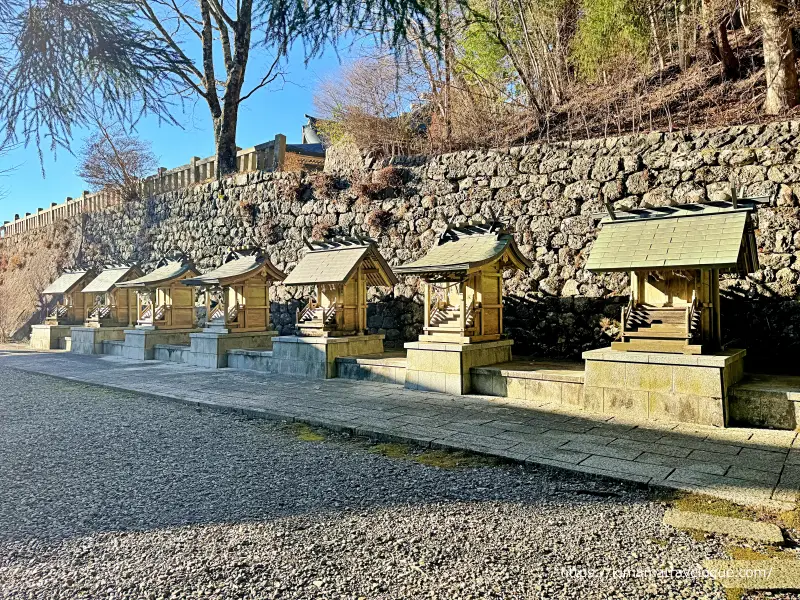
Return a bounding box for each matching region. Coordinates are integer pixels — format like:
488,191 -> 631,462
311,172 -> 337,199
9,254 -> 25,271
279,176 -> 306,201
373,166 -> 404,189
365,209 -> 393,232
238,198 -> 257,224
312,222 -> 331,240
353,180 -> 382,202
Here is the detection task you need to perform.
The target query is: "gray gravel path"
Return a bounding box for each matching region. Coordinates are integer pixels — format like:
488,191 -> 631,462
0,365 -> 775,599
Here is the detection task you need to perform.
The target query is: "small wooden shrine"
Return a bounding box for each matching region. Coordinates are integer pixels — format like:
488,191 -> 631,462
284,236 -> 398,337
182,248 -> 286,332
395,218 -> 531,344
586,200 -> 760,354
41,270 -> 96,325
116,255 -> 199,329
81,265 -> 144,327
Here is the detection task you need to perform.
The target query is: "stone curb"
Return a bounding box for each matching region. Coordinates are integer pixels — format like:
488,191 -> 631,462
663,508 -> 785,544
703,560 -> 800,590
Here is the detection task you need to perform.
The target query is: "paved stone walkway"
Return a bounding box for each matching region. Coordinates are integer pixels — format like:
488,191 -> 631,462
4,348 -> 800,510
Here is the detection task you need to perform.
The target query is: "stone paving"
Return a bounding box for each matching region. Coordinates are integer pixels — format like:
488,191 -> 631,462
3,348 -> 800,510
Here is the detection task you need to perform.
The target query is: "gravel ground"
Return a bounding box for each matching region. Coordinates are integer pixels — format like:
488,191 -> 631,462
0,364 -> 781,599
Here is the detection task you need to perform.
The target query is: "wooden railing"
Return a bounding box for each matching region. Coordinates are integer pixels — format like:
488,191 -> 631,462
1,135 -> 288,239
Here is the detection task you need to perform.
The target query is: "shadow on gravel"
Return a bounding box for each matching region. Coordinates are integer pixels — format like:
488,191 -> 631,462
0,351 -> 795,547
0,364 -> 650,546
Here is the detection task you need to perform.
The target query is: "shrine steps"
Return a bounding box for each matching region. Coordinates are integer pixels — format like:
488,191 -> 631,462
470,360 -> 586,408
102,340 -> 125,357
152,343 -> 190,363
336,352 -> 407,385
729,374 -> 800,430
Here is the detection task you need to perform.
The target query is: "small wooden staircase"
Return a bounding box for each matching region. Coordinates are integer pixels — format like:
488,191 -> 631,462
426,305 -> 475,333
613,304 -> 703,354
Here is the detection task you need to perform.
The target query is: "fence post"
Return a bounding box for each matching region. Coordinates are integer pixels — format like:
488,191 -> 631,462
273,134 -> 286,171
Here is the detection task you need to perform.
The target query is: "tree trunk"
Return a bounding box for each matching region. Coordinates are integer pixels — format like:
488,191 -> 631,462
648,1 -> 665,70
678,0 -> 690,70
214,112 -> 239,177
760,0 -> 799,115
715,16 -> 740,78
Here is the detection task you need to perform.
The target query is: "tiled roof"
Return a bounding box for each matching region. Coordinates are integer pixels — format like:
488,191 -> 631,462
183,249 -> 286,286
284,240 -> 397,287
82,266 -> 142,293
586,203 -> 759,272
117,259 -> 196,288
43,271 -> 92,295
395,224 -> 531,276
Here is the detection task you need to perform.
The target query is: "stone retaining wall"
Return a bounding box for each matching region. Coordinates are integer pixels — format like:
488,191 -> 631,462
37,121 -> 800,368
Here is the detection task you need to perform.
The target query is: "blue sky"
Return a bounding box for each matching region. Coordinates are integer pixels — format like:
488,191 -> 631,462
0,41 -> 356,222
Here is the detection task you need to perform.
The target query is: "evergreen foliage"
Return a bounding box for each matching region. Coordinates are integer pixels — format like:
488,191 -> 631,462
571,0 -> 650,80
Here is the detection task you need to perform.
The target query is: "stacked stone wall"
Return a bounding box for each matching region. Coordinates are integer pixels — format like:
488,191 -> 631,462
51,121 -> 800,369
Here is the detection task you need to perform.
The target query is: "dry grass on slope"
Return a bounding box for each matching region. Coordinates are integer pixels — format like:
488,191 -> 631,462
524,30 -> 800,144
0,221 -> 81,342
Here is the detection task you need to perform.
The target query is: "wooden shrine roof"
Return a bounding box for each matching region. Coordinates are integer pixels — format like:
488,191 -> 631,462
395,221 -> 531,278
182,248 -> 286,287
42,270 -> 94,295
586,201 -> 760,273
284,237 -> 398,287
117,256 -> 198,289
82,265 -> 143,294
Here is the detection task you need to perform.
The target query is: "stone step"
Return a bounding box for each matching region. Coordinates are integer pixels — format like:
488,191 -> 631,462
702,560 -> 800,590
728,374 -> 800,430
624,329 -> 689,339
663,508 -> 784,544
611,339 -> 702,354
336,353 -> 407,385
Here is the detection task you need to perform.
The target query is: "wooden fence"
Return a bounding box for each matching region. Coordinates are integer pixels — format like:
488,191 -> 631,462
1,135 -> 287,239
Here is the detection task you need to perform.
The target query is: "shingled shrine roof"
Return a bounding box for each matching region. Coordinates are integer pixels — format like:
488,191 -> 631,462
82,265 -> 143,294
284,237 -> 398,287
43,270 -> 94,295
182,248 -> 286,287
117,256 -> 197,288
395,221 -> 531,277
586,200 -> 760,274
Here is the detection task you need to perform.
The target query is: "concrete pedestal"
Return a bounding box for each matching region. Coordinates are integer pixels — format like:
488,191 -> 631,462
257,334 -> 386,379
582,348 -> 746,427
120,328 -> 199,361
30,324 -> 72,350
188,329 -> 279,369
404,339 -> 514,395
70,327 -> 128,355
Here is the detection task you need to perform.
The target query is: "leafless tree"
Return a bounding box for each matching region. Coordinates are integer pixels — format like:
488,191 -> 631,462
315,57 -> 426,155
77,123 -> 159,201
0,0 -> 440,178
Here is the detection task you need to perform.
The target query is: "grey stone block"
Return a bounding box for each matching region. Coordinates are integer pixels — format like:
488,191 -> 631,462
664,509 -> 783,544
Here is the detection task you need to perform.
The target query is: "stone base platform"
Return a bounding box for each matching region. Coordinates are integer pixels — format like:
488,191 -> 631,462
471,359 -> 585,408
404,339 -> 513,395
729,374 -> 800,430
336,351 -> 407,385
70,327 -> 128,355
228,334 -> 386,379
30,324 -> 72,350
119,328 -> 199,361
153,343 -> 191,364
102,340 -> 125,356
188,329 -> 279,369
582,348 -> 746,427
